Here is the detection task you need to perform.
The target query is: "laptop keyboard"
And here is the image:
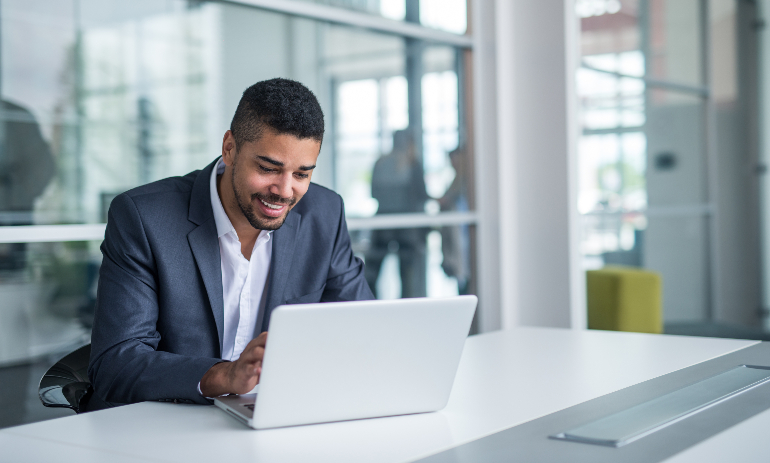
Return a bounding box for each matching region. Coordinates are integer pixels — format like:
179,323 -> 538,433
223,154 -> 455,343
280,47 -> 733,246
243,404 -> 255,411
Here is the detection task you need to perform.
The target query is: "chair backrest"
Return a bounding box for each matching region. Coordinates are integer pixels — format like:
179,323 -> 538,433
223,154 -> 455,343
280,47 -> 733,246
39,343 -> 92,414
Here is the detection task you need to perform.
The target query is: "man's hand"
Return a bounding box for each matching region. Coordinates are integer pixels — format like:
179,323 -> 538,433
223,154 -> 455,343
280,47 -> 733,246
200,332 -> 267,397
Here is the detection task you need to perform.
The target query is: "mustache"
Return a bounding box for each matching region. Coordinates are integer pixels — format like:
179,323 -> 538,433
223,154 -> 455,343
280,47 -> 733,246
252,191 -> 296,207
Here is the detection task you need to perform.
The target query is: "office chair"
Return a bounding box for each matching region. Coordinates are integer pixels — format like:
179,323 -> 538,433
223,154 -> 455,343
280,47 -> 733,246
39,344 -> 93,414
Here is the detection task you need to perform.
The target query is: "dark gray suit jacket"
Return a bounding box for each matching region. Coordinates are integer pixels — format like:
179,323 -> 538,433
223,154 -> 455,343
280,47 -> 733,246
88,159 -> 374,407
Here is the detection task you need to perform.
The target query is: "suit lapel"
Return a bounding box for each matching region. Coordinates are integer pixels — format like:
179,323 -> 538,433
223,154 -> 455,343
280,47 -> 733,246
188,222 -> 224,354
262,210 -> 301,332
187,159 -> 225,354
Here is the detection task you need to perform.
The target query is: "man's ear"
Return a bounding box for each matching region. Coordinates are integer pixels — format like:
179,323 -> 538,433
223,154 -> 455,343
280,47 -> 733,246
222,130 -> 237,166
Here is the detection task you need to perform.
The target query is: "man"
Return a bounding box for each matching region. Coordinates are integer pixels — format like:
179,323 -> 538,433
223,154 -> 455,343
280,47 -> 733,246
366,129 -> 430,298
88,78 -> 374,408
438,147 -> 471,295
0,99 -> 55,270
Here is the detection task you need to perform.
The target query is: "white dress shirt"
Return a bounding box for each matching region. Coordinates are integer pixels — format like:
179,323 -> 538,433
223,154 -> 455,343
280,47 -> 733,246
209,157 -> 272,361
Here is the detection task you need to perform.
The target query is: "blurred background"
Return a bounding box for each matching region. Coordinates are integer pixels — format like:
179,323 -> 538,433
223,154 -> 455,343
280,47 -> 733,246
2,0 -> 770,430
0,0 -> 474,428
576,0 -> 766,338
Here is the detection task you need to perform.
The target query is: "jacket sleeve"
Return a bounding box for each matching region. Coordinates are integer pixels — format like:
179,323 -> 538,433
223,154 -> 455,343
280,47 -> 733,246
88,193 -> 221,407
321,197 -> 376,302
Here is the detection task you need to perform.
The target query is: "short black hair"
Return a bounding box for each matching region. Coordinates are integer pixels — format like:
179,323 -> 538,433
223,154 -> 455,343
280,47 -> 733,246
230,78 -> 324,149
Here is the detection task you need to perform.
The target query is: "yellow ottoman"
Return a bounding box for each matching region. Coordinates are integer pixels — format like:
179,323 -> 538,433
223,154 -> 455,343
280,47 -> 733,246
587,266 -> 662,334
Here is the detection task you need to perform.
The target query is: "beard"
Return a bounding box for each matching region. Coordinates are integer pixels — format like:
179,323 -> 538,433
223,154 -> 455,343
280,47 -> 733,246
231,164 -> 296,231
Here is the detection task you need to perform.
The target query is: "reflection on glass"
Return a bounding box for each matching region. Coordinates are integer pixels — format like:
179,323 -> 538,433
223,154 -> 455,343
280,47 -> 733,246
296,0 -> 468,34
577,0 -> 715,329
367,130 -> 429,297
578,132 -> 647,215
0,240 -> 96,365
579,51 -> 646,131
645,215 -> 709,321
645,90 -> 706,205
371,130 -> 428,214
0,240 -> 97,429
646,0 -> 703,87
353,225 -> 472,299
0,99 -> 56,277
336,78 -> 400,217
580,212 -> 646,270
419,0 -> 467,34
1,1 -> 467,224
334,44 -> 462,217
578,1 -> 649,272
1,0 -> 213,224
422,69 -> 459,198
439,147 -> 470,292
0,0 -> 474,428
579,0 -> 702,89
0,102 -> 56,231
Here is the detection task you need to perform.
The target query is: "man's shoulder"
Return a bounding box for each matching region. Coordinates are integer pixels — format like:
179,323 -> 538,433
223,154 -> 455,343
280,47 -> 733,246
295,182 -> 343,213
108,166 -> 210,226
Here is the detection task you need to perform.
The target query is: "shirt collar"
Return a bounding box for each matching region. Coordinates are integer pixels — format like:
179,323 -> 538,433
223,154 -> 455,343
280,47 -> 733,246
209,157 -> 273,242
210,157 -> 235,239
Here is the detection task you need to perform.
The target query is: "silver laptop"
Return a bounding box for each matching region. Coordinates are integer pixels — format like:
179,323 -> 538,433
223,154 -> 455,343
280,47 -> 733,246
214,295 -> 477,429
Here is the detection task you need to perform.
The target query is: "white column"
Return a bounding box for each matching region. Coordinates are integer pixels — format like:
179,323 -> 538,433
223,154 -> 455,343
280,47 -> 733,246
473,0 -> 583,331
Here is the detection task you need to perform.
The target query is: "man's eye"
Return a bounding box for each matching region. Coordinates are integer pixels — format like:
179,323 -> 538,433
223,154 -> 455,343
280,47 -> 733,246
295,173 -> 309,179
259,165 -> 277,173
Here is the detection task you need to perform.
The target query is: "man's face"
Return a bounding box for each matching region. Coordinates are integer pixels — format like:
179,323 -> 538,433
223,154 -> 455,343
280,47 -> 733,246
223,129 -> 320,230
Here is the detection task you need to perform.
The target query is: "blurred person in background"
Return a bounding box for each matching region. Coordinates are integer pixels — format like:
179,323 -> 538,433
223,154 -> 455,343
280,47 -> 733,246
366,129 -> 429,298
0,99 -> 54,428
0,100 -> 55,272
439,147 -> 471,295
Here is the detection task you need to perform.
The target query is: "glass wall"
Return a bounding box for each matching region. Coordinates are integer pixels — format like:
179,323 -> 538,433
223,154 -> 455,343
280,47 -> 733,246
578,0 -> 653,271
578,0 -> 765,336
0,0 -> 474,428
297,0 -> 468,33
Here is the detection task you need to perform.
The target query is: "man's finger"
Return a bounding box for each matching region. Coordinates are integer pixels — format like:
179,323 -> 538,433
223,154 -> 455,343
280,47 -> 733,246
243,333 -> 267,351
255,331 -> 268,346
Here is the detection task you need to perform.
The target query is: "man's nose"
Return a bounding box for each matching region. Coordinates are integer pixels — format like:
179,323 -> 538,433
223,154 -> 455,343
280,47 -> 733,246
270,174 -> 293,200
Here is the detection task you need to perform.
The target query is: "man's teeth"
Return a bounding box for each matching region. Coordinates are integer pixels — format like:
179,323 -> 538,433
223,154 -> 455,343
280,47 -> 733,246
261,199 -> 283,210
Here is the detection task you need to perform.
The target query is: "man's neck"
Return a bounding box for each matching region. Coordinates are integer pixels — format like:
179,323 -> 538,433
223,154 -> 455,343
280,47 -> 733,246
216,171 -> 260,260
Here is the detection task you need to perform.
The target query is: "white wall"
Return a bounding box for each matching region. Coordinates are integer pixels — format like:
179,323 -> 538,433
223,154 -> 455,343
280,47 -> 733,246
473,0 -> 582,331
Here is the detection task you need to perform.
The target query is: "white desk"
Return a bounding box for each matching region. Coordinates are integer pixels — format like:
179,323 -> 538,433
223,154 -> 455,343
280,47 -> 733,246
0,327 -> 760,463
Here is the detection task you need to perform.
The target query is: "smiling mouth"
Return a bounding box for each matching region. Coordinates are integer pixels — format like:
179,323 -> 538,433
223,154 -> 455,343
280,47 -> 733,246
260,198 -> 283,210
254,194 -> 294,219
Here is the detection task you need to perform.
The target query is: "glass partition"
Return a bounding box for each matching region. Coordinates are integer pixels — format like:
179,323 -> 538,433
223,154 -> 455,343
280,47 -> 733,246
0,0 -> 470,224
0,0 -> 475,429
578,0 -> 712,324
579,0 -> 766,335
296,0 -> 468,34
350,225 -> 474,299
0,239 -> 97,428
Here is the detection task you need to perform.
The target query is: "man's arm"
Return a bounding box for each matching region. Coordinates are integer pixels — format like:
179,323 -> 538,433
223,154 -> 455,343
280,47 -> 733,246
88,193 -> 221,406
